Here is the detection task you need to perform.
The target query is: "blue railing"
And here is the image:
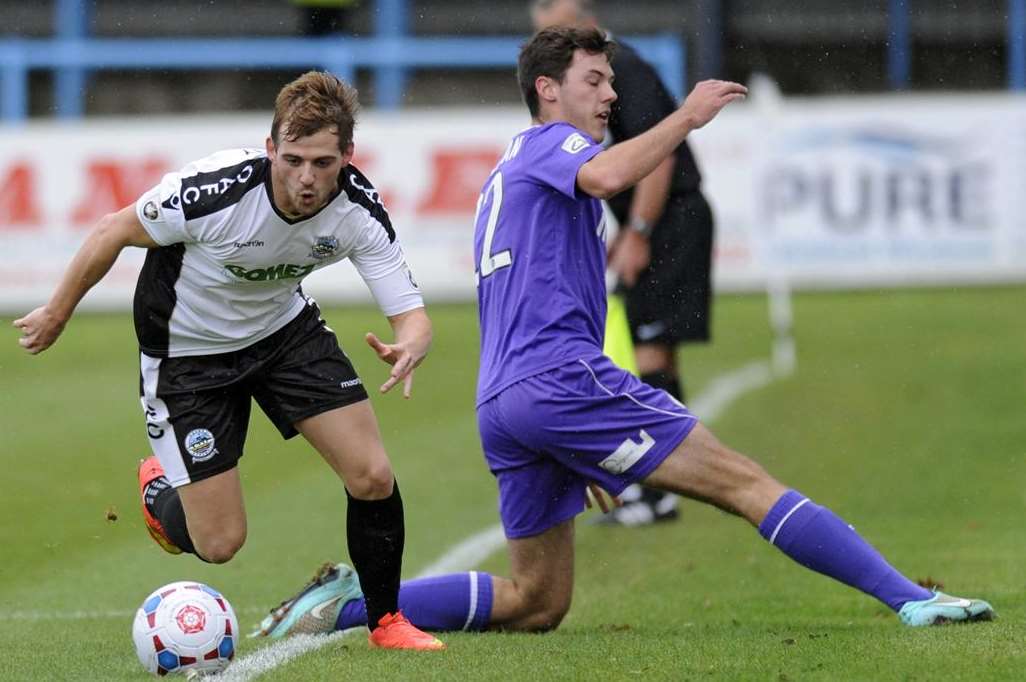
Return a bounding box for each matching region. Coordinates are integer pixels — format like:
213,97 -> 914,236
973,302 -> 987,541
887,0 -> 911,90
2,0 -> 1023,122
0,34 -> 685,122
1011,0 -> 1026,89
0,0 -> 684,122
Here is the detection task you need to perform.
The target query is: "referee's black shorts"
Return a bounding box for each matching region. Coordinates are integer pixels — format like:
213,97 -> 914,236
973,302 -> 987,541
139,303 -> 369,487
622,191 -> 714,346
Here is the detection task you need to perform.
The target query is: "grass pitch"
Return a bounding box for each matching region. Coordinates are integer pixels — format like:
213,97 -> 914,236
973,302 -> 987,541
2,286 -> 1025,680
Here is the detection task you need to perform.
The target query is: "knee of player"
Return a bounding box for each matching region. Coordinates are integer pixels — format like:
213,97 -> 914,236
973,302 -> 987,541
195,531 -> 246,564
521,591 -> 571,632
345,462 -> 395,499
522,603 -> 570,633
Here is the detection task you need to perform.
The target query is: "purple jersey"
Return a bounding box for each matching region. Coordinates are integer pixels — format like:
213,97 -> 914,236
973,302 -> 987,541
474,122 -> 606,404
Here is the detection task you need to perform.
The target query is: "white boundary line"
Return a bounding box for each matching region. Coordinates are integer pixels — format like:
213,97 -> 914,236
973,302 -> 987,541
689,360 -> 778,422
217,630 -> 357,681
1,359 -> 784,681
415,526 -> 508,578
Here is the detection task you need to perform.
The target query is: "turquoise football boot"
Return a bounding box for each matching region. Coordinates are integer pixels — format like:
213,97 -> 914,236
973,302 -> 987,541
250,562 -> 363,638
898,591 -> 995,626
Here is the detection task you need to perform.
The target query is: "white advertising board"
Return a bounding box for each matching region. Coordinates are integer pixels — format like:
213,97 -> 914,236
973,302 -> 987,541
1,94 -> 1023,313
692,94 -> 1026,289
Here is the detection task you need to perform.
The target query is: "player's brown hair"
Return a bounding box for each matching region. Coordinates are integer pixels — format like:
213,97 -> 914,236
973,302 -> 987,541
518,26 -> 615,118
271,71 -> 359,152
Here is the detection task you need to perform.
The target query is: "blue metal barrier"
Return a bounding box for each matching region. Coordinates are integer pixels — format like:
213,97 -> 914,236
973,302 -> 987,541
0,34 -> 684,122
887,0 -> 910,90
54,0 -> 90,119
375,0 -> 409,113
1011,0 -> 1026,90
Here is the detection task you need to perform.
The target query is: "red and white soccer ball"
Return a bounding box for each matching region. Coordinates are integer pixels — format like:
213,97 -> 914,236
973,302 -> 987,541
132,581 -> 239,677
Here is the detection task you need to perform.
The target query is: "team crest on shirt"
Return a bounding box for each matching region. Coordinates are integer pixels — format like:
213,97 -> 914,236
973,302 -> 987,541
309,236 -> 340,260
561,132 -> 590,154
142,201 -> 159,221
185,429 -> 218,463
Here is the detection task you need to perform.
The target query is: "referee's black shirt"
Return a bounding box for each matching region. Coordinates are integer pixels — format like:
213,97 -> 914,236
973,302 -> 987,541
606,39 -> 704,224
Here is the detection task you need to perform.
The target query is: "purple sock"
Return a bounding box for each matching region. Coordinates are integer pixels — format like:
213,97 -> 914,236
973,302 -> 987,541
758,490 -> 933,611
337,571 -> 493,631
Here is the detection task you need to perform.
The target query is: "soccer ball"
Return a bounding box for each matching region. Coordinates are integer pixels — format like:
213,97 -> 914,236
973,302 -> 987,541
132,581 -> 239,677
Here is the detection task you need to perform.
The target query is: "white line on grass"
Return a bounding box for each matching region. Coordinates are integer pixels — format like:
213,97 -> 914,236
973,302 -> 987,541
415,525 -> 508,578
689,360 -> 779,421
218,630 -> 356,681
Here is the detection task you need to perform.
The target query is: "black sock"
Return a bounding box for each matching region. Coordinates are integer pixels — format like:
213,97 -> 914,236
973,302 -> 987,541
640,370 -> 684,403
150,485 -> 198,556
346,481 -> 404,628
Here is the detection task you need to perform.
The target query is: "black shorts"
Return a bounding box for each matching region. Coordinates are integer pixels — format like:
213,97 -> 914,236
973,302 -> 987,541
621,191 -> 713,346
139,303 -> 369,487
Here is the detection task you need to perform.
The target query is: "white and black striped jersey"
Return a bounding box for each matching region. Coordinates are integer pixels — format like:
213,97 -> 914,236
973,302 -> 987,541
133,148 -> 422,357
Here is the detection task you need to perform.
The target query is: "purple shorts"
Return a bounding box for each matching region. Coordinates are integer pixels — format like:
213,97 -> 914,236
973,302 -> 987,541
477,355 -> 699,538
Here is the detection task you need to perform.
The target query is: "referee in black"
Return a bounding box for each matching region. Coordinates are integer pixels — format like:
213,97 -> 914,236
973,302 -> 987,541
531,0 -> 715,526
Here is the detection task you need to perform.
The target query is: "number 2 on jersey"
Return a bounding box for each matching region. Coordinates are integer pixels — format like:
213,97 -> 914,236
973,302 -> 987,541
475,171 -> 511,282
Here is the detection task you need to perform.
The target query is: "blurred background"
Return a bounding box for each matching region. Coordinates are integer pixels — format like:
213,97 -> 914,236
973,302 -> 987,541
0,0 -> 1023,312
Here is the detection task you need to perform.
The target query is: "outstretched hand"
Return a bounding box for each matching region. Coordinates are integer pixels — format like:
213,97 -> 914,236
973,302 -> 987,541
13,306 -> 65,355
681,79 -> 748,130
365,331 -> 421,398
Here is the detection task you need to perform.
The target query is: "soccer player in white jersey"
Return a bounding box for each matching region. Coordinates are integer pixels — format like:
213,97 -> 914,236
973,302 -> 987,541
13,71 -> 444,651
251,28 -> 994,639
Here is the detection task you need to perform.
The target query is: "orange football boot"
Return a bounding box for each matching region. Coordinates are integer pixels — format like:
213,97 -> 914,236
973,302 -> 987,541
137,456 -> 182,554
368,611 -> 446,651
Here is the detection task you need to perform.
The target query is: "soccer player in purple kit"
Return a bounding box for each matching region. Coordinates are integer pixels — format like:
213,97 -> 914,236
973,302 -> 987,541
254,27 -> 994,639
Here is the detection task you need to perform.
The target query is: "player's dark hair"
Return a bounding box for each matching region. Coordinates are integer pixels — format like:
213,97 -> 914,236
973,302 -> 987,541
271,71 -> 359,153
518,26 -> 615,118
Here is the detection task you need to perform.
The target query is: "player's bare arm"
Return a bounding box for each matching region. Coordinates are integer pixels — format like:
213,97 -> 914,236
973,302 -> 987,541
577,80 -> 746,199
609,155 -> 675,286
13,204 -> 158,355
365,306 -> 432,398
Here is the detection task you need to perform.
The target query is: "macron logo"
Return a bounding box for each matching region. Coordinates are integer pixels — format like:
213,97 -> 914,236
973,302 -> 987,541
561,132 -> 590,154
599,430 -> 655,474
